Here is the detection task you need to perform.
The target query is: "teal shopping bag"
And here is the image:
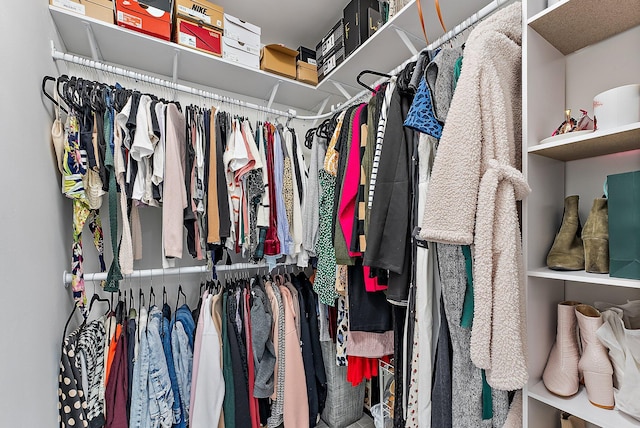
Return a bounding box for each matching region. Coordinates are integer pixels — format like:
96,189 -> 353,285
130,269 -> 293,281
608,170 -> 640,280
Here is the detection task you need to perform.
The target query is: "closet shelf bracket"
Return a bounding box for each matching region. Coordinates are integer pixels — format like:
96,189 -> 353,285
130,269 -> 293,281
172,49 -> 180,83
393,27 -> 419,56
331,81 -> 352,100
266,81 -> 281,109
84,22 -> 102,61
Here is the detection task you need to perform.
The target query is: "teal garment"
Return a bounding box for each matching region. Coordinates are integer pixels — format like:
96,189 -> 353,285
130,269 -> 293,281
103,96 -> 122,292
453,56 -> 463,90
481,370 -> 493,420
460,245 -> 493,420
460,245 -> 474,329
222,295 -> 236,428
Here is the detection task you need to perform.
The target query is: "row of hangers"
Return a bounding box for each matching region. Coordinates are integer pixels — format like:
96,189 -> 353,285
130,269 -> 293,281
62,281 -> 190,342
43,74 -> 183,117
44,72 -> 291,128
303,69 -> 393,149
62,262 -> 307,339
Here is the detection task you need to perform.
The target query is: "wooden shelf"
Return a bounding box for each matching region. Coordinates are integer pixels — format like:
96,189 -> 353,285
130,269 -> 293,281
528,122 -> 640,161
528,0 -> 640,55
528,381 -> 640,428
317,0 -> 493,95
49,5 -> 342,112
528,268 -> 640,289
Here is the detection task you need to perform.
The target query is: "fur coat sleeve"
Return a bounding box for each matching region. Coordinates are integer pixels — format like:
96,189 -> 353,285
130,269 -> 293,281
420,2 -> 531,391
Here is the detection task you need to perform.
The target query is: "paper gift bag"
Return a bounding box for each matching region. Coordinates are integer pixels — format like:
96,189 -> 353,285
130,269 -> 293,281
608,170 -> 640,280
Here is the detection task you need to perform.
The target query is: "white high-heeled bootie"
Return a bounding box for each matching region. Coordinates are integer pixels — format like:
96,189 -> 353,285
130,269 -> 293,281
543,301 -> 581,397
575,304 -> 614,409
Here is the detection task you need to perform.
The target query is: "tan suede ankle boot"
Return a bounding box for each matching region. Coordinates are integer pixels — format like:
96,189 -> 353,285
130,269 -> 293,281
543,301 -> 581,396
560,412 -> 586,428
547,195 -> 585,270
583,198 -> 609,274
576,304 -> 614,410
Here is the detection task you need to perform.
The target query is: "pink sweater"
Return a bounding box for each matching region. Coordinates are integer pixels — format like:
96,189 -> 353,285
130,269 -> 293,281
338,104 -> 366,258
279,286 -> 309,428
162,104 -> 187,258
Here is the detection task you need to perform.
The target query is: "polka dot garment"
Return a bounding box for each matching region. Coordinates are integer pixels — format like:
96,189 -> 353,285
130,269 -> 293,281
59,330 -> 89,428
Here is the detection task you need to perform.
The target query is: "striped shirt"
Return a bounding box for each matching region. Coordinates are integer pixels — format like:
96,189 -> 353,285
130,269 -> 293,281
368,77 -> 397,210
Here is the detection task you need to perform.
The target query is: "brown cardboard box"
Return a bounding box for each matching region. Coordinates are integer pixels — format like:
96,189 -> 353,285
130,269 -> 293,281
260,44 -> 298,79
115,0 -> 172,40
50,0 -> 114,24
174,0 -> 223,30
174,17 -> 222,56
296,60 -> 318,85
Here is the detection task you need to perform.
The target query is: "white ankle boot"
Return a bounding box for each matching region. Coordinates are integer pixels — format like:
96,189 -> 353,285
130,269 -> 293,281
543,301 -> 581,396
596,305 -> 640,420
575,304 -> 614,409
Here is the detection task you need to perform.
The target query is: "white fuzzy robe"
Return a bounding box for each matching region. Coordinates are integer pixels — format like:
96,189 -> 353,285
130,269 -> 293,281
419,2 -> 530,391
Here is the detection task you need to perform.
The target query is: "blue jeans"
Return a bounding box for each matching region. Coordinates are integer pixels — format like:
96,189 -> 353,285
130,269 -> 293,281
161,305 -> 184,428
129,308 -> 151,428
171,305 -> 196,425
130,307 -> 175,428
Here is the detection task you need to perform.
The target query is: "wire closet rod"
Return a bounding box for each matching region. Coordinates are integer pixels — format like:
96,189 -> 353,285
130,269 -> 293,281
50,0 -> 511,122
63,262 -> 295,288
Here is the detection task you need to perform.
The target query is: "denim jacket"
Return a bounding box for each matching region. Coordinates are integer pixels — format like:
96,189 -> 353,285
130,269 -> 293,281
171,304 -> 195,426
129,306 -> 175,428
161,304 -> 184,428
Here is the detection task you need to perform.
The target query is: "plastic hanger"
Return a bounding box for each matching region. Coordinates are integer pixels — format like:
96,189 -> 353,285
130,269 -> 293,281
356,70 -> 392,94
42,76 -> 69,114
176,285 -> 187,309
61,303 -> 81,344
139,289 -> 145,313
149,286 -> 156,309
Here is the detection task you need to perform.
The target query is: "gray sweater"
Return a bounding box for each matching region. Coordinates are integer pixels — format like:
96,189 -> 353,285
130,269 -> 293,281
302,134 -> 327,255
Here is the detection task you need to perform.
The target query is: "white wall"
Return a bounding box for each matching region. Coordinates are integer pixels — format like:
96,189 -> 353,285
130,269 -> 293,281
0,2 -> 72,426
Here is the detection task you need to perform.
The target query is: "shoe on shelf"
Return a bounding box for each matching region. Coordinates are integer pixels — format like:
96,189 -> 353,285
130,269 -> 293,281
560,412 -> 586,428
547,195 -> 585,271
575,304 -> 615,410
543,301 -> 581,397
596,307 -> 640,420
583,198 -> 609,274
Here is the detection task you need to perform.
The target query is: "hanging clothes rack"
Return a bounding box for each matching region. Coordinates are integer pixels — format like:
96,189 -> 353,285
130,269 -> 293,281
62,262 -> 296,288
49,0 -> 512,122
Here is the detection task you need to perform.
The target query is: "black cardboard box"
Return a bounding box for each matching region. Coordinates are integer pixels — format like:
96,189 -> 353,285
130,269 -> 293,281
343,0 -> 380,57
368,7 -> 382,37
318,46 -> 345,82
297,46 -> 317,65
315,19 -> 344,64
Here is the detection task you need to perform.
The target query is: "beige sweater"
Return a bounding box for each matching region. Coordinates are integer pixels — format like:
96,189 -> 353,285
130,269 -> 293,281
419,2 -> 530,391
163,104 -> 188,258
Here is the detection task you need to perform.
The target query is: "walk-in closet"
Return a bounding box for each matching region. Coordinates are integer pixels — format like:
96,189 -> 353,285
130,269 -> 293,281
1,0 -> 639,427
